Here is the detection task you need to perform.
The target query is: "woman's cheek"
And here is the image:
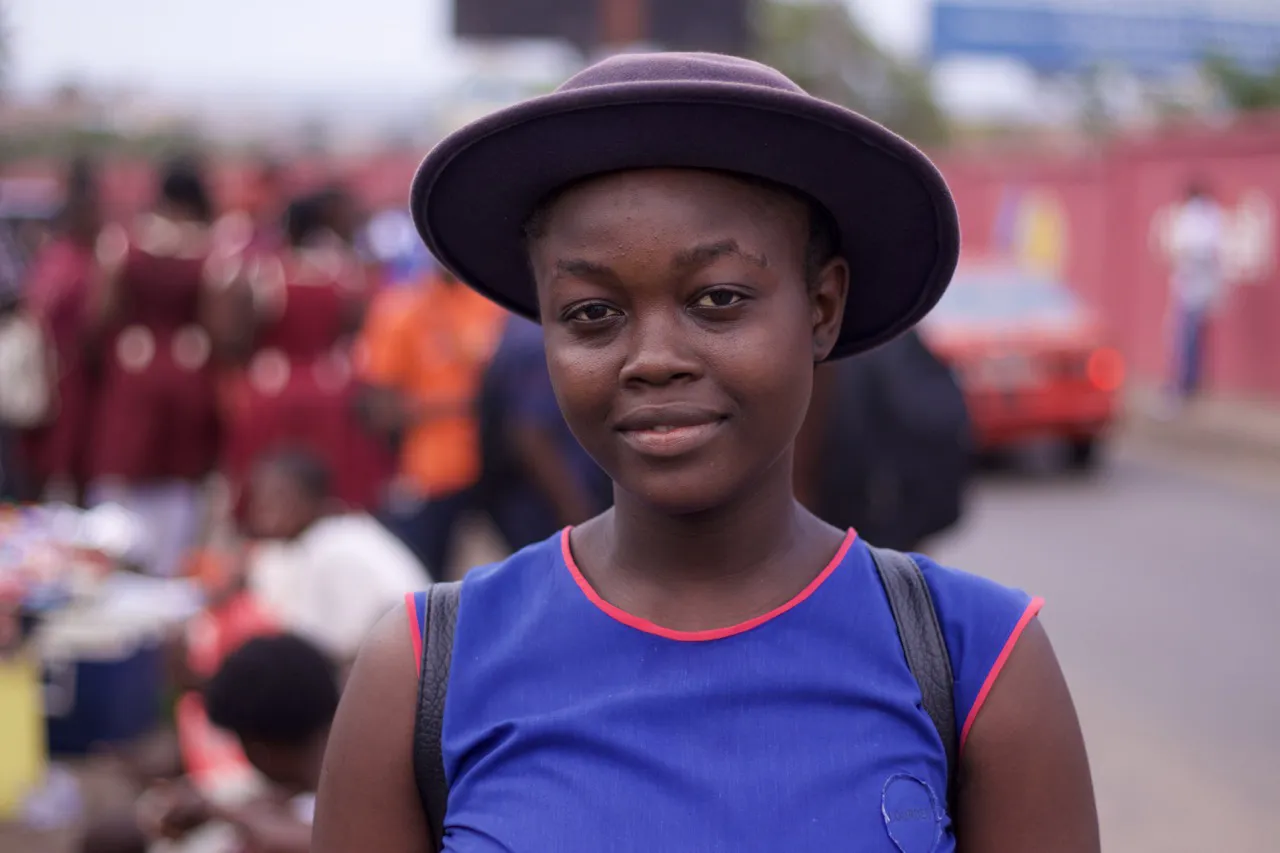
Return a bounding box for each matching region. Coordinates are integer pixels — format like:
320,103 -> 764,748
548,350 -> 617,446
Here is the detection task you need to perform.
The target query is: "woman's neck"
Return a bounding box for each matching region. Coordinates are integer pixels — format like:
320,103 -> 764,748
574,457 -> 846,632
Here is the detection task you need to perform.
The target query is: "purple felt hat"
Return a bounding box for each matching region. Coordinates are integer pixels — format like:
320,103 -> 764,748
410,51 -> 960,359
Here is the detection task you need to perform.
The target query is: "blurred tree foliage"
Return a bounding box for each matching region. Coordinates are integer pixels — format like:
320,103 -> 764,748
1202,55 -> 1280,113
753,0 -> 949,146
0,127 -> 207,163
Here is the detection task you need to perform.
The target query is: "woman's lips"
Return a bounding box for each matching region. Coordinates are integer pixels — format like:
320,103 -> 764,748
619,420 -> 723,456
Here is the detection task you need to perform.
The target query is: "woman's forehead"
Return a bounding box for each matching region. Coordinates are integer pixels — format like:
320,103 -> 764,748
536,168 -> 807,248
552,168 -> 791,210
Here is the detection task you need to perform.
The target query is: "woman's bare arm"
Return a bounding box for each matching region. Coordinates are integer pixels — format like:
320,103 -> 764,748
312,604 -> 433,853
955,619 -> 1100,853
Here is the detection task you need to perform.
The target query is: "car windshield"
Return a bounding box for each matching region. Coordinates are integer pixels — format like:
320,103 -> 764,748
930,273 -> 1079,324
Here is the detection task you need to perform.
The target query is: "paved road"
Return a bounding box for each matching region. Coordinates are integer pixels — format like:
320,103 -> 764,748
931,437 -> 1280,852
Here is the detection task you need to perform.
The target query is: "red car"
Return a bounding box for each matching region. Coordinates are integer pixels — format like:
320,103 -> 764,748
920,265 -> 1125,469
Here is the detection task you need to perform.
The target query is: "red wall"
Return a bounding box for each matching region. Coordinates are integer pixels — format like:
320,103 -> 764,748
937,121 -> 1280,401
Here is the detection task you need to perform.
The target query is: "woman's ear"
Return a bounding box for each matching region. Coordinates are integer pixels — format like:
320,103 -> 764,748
810,256 -> 849,362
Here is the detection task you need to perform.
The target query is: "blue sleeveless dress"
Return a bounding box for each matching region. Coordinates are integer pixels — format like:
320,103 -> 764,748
407,529 -> 1041,853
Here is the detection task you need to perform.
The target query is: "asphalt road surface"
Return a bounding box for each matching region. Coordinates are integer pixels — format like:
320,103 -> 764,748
931,436 -> 1280,852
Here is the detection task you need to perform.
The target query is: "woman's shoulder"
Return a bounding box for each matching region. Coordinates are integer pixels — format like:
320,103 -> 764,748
906,551 -> 1044,750
400,533 -> 566,673
457,532 -> 565,596
909,553 -> 1040,631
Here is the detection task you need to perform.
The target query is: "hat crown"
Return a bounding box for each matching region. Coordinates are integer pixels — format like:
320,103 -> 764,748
557,51 -> 806,96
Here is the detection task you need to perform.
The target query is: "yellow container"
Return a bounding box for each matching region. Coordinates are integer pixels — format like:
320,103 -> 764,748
0,648 -> 47,820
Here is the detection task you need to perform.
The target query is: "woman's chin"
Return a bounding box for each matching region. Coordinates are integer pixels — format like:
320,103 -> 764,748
614,474 -> 737,519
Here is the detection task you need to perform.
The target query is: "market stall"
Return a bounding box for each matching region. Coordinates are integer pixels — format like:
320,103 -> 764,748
0,502 -> 204,849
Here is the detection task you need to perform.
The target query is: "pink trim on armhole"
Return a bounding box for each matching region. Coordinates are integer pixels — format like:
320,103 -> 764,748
406,593 -> 424,677
959,596 -> 1045,753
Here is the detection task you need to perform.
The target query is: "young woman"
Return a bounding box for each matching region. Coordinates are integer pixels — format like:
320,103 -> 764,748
313,53 -> 1099,853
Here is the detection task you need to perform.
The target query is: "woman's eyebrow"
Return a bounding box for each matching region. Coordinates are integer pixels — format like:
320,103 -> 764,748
555,258 -> 619,282
672,240 -> 767,272
552,240 -> 767,282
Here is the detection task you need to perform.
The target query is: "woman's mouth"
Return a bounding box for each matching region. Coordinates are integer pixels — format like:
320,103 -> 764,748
619,420 -> 724,457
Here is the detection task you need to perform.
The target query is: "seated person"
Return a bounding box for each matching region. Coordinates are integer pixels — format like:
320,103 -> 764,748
244,446 -> 430,668
138,634 -> 338,853
166,448 -> 425,811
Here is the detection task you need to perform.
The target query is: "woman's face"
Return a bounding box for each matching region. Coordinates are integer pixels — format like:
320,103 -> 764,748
530,169 -> 847,516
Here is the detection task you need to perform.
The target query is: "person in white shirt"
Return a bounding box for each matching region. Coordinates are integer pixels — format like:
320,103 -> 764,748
1167,181 -> 1227,403
244,448 -> 431,666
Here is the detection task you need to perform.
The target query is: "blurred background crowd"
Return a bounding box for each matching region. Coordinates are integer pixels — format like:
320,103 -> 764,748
1,1 -> 1279,852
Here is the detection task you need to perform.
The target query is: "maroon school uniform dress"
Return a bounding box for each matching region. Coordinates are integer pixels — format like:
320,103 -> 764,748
88,216 -> 221,485
226,240 -> 389,510
21,237 -> 96,489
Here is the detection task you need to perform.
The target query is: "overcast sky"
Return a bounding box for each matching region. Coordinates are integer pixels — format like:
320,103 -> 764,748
4,0 -> 925,99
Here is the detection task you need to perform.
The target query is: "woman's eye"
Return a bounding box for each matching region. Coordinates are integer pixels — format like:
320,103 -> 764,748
567,303 -> 620,322
695,289 -> 744,309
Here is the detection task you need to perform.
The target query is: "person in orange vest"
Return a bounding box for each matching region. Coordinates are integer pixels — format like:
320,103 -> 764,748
355,263 -> 505,577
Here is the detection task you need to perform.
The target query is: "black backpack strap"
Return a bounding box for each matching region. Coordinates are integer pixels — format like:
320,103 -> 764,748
412,581 -> 462,852
868,546 -> 958,806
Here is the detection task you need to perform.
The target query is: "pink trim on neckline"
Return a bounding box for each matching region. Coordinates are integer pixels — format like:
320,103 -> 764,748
959,596 -> 1045,753
559,527 -> 857,642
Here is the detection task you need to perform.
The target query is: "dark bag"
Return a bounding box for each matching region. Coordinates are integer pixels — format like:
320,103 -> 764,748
410,547 -> 957,850
818,329 -> 972,551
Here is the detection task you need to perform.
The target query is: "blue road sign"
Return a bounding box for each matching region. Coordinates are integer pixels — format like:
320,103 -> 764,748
931,1 -> 1280,75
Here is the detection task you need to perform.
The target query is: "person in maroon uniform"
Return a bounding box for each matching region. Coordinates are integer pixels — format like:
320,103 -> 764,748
223,193 -> 388,513
19,157 -> 102,502
85,157 -> 225,576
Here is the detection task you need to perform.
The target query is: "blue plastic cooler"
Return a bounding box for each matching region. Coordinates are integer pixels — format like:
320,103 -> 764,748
39,614 -> 164,755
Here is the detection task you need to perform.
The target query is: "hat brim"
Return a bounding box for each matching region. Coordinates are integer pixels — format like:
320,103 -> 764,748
410,81 -> 959,359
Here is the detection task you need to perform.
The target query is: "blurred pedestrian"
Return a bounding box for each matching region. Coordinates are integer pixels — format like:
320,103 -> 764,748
244,447 -> 428,665
166,447 -> 423,814
355,265 -> 504,576
83,156 -> 224,576
476,315 -> 609,551
17,157 -> 103,503
1165,179 -> 1227,408
221,193 -> 388,511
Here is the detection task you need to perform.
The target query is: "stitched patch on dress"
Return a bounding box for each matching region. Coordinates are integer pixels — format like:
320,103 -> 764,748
882,774 -> 943,853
